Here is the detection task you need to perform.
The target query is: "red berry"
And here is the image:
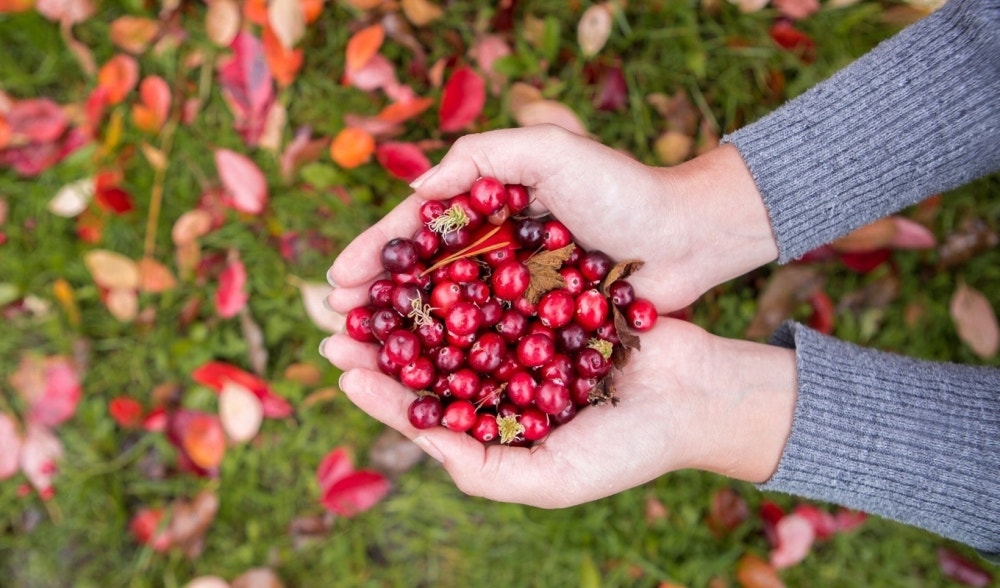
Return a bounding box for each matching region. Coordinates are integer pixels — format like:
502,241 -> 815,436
370,308 -> 404,341
553,402 -> 577,425
470,177 -> 508,216
537,289 -> 575,329
415,320 -> 445,348
376,346 -> 402,376
560,267 -> 585,296
514,218 -> 544,248
448,368 -> 481,400
475,379 -> 504,407
520,407 -> 551,441
448,258 -> 480,283
381,238 -> 419,273
478,299 -> 504,326
506,184 -> 530,214
571,376 -> 599,406
468,332 -> 505,374
408,395 -> 443,429
434,345 -> 465,373
535,379 -> 571,415
430,280 -> 464,317
542,220 -> 572,250
540,353 -> 573,384
483,244 -> 517,267
448,194 -> 485,231
391,284 -> 426,317
574,288 -> 609,331
506,371 -> 537,407
556,322 -> 588,353
626,298 -> 658,332
442,399 -> 478,432
345,306 -> 375,342
471,413 -> 499,443
368,279 -> 395,307
574,347 -> 610,379
399,356 -> 436,390
440,226 -> 474,251
411,226 -> 440,260
516,333 -> 555,368
445,301 -> 484,336
608,279 -> 635,308
578,250 -> 612,283
463,280 -> 491,305
419,200 -> 446,224
384,329 -> 421,365
496,309 -> 529,343
491,260 -> 531,301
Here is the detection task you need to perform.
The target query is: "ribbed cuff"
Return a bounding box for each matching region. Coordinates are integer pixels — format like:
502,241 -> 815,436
762,321 -> 1000,556
723,0 -> 1000,262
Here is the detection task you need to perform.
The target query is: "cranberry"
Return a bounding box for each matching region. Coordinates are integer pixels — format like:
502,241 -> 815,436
491,260 -> 531,301
513,296 -> 537,317
468,332 -> 505,374
516,333 -> 555,368
553,402 -> 577,425
440,226 -> 474,250
571,376 -> 599,406
434,345 -> 465,372
556,322 -> 589,353
419,200 -> 446,224
607,279 -> 635,308
506,371 -> 537,407
483,244 -> 517,267
448,368 -> 481,400
400,356 -> 436,390
411,226 -> 440,260
574,288 -> 609,331
578,250 -> 612,283
514,218 -> 544,249
368,280 -> 395,308
626,298 -> 658,332
542,220 -> 572,250
520,407 -> 551,441
463,280 -> 491,305
560,267 -> 585,296
496,309 -> 529,343
442,399 -> 478,432
475,379 -> 504,407
595,319 -> 621,345
535,379 -> 571,415
430,281 -> 464,317
391,284 -> 426,317
381,238 -> 419,273
471,413 -> 499,443
478,299 -> 504,326
537,289 -> 575,329
376,346 -> 402,376
492,356 -> 520,381
448,194 -> 485,231
371,308 -> 404,341
540,353 -> 573,384
448,258 -> 480,283
415,320 -> 445,348
446,330 -> 477,349
345,306 -> 375,342
384,329 -> 421,365
445,301 -> 484,336
408,395 -> 443,429
470,176 -> 508,216
391,264 -> 430,289
574,347 -> 610,379
487,206 -> 510,226
431,374 -> 450,397
506,184 -> 530,214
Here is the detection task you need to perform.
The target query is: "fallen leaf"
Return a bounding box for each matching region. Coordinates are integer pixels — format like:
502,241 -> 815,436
259,99 -> 287,152
35,0 -> 94,24
578,3 -> 613,58
769,21 -> 816,63
243,0 -> 268,25
215,254 -> 249,319
938,218 -> 999,268
745,266 -> 824,339
219,32 -> 276,146
48,177 -> 94,217
6,98 -> 68,144
267,0 -> 305,49
438,66 -> 486,133
262,22 -> 304,87
19,422 -> 63,497
0,413 -> 22,480
376,96 -> 434,124
831,217 -> 897,253
240,306 -> 268,375
345,24 -> 384,75
330,127 -> 375,169
129,507 -> 172,552
736,553 -> 784,588
172,209 -> 213,246
889,217 -> 936,249
654,130 -> 693,166
97,55 -> 139,105
299,281 -> 346,333
184,578 -> 229,588
170,489 -> 220,559
215,148 -> 268,214
512,99 -> 587,136
473,34 -> 511,95
109,15 -> 160,54
106,287 -> 139,322
280,126 -> 329,180
375,141 -> 431,182
206,0 -> 242,47
729,0 -> 769,12
950,281 -> 999,359
84,249 -> 140,290
0,0 -> 33,12
401,0 -> 442,26
367,428 -> 425,477
109,396 -> 145,428
833,508 -> 867,532
219,381 -> 264,443
95,186 -> 135,215
937,547 -> 993,587
706,487 -> 748,537
138,257 -> 177,293
192,361 -> 292,418
770,513 -> 815,569
321,470 -> 390,517
347,53 -> 398,93
299,0 -> 322,22
132,76 -> 171,133
644,494 -> 669,524
593,65 -> 628,112
524,244 -> 575,304
10,355 -> 81,427
791,504 -> 837,540
140,142 -> 167,171
807,290 -> 834,335
232,568 -> 285,588
180,413 -> 226,469
317,447 -> 355,492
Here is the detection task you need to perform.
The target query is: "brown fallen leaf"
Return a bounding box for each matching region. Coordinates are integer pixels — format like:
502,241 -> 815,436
736,553 -> 784,588
578,3 -> 613,57
745,266 -> 825,340
368,428 -> 426,477
231,567 -> 285,588
169,489 -> 220,559
524,245 -> 575,304
950,281 -> 999,359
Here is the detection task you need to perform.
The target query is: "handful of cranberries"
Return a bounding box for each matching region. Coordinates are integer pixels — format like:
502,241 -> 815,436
344,177 -> 657,445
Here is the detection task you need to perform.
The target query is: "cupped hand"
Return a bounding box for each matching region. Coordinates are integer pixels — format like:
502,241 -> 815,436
326,125 -> 778,316
321,318 -> 797,507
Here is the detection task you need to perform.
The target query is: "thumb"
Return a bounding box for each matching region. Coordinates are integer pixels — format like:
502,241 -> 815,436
410,125 -> 575,199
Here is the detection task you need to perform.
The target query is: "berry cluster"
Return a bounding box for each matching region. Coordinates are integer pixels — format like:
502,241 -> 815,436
345,177 -> 656,445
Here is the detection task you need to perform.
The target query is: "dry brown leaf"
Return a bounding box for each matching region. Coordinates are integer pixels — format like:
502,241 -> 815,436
654,131 -> 693,166
232,568 -> 284,588
401,0 -> 443,26
175,241 -> 201,280
138,257 -> 177,293
610,305 -> 640,369
368,428 -> 426,477
950,281 -> 999,359
240,307 -> 268,375
219,381 -> 264,443
602,259 -> 644,293
170,489 -> 219,559
268,0 -> 305,50
172,210 -> 213,246
524,245 -> 575,304
937,217 -> 999,269
140,142 -> 167,171
206,0 -> 241,47
507,82 -> 543,114
283,362 -> 321,386
578,3 -> 613,58
736,553 -> 784,588
745,266 -> 825,340
85,250 -> 140,290
838,273 -> 899,314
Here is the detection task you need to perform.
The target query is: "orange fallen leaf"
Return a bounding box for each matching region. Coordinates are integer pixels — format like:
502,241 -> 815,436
736,554 -> 784,588
831,217 -> 897,253
181,414 -> 226,469
0,0 -> 34,12
84,249 -> 140,290
345,24 -> 384,75
377,97 -> 434,124
950,281 -> 999,359
243,0 -> 268,25
262,24 -> 304,87
330,127 -> 375,169
138,257 -> 177,293
97,54 -> 139,105
131,76 -> 171,133
299,0 -> 323,23
109,15 -> 160,54
401,0 -> 443,26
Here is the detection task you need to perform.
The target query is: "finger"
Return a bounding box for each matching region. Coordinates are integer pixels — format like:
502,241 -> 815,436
413,125 -> 574,200
326,284 -> 374,314
320,333 -> 378,372
327,194 -> 424,288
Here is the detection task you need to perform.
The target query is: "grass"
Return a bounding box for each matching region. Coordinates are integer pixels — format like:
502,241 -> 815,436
1,1 -> 998,586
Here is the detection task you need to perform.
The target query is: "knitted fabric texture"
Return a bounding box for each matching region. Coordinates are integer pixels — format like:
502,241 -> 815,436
722,0 -> 1000,263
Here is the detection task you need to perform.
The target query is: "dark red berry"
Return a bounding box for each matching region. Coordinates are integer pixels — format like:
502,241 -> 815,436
467,332 -> 505,374
516,333 -> 555,368
376,346 -> 402,376
608,279 -> 635,308
368,279 -> 395,308
463,280 -> 491,305
442,399 -> 478,432
391,284 -> 426,317
478,299 -> 504,326
574,347 -> 610,379
514,218 -> 544,249
445,301 -> 484,336
471,413 -> 499,443
535,379 -> 571,415
553,402 -> 577,425
578,250 -> 612,283
345,306 -> 375,342
381,238 -> 419,273
434,345 -> 466,372
540,353 -> 573,384
371,308 -> 404,341
448,258 -> 480,283
506,371 -> 537,407
419,200 -> 447,224
470,176 -> 507,216
556,322 -> 589,353
448,368 -> 481,400
520,407 -> 551,441
496,309 -> 529,343
408,395 -> 443,429
415,320 -> 445,348
383,329 -> 421,365
542,220 -> 572,250
506,184 -> 530,215
571,376 -> 598,406
626,298 -> 658,332
400,356 -> 436,390
411,226 -> 440,260
440,226 -> 474,251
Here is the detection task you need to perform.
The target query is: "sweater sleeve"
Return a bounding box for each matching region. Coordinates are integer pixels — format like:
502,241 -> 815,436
763,322 -> 1000,557
722,0 -> 1000,263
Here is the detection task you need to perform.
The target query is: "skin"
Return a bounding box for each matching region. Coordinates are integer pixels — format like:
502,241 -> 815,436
321,125 -> 797,508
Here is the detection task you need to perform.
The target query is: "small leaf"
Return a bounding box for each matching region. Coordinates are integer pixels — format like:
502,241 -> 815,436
524,244 -> 575,304
706,487 -> 749,537
109,15 -> 160,54
132,75 -> 171,133
216,254 -> 248,319
181,413 -> 226,469
19,422 -> 63,497
736,553 -> 784,588
769,21 -> 816,63
937,547 -> 993,587
831,217 -> 897,253
7,98 -> 68,143
401,0 -> 443,26
35,0 -> 94,24
129,507 -> 172,551
345,24 -> 384,74
138,257 -> 177,293
321,470 -> 390,517
375,141 -> 431,182
267,0 -> 305,50
330,127 -> 375,169
48,177 -> 94,217
0,413 -> 22,481
889,217 -> 936,249
172,209 -> 213,246
774,0 -> 820,20
512,100 -> 587,136
106,287 -> 138,322
9,355 -> 81,427
654,131 -> 693,166
791,504 -> 838,540
601,259 -> 644,294
95,186 -> 135,215
219,32 -> 276,146
169,489 -> 220,558
97,54 -> 139,105
215,149 -> 268,214
232,568 -> 285,588
219,381 -> 264,443
770,513 -> 816,569
438,66 -> 486,133
577,3 -> 613,58
950,281 -> 999,359
206,0 -> 241,47
610,306 -> 640,367
109,396 -> 145,428
84,249 -> 140,290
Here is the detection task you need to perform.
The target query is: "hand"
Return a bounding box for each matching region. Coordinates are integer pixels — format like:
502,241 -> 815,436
321,318 -> 796,507
325,125 -> 778,316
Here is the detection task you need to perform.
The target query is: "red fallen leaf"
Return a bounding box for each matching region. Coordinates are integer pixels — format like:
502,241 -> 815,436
280,126 -> 329,181
0,126 -> 89,176
807,290 -> 834,335
889,217 -> 936,249
19,422 -> 63,497
83,85 -> 110,135
6,98 -> 67,144
191,361 -> 292,418
769,20 -> 816,63
833,508 -> 867,532
348,53 -> 398,93
9,354 -> 82,428
950,281 -> 1000,359
216,254 -> 248,318
0,0 -> 34,12
439,66 -> 486,133
132,76 -> 171,133
736,553 -> 785,588
321,470 -> 390,517
473,34 -> 511,95
773,0 -> 819,20
97,54 -> 139,105
167,409 -> 226,471
95,186 -> 135,214
937,547 -> 993,587
770,513 -> 815,569
244,0 -> 268,25
0,412 -> 22,480
317,447 -> 355,492
375,141 -> 431,182
215,149 -> 268,214
143,406 -> 167,432
109,15 -> 160,54
593,65 -> 628,112
760,500 -> 785,546
791,504 -> 837,540
838,249 -> 892,274
109,396 -> 144,428
130,507 -> 173,552
219,32 -> 276,146
706,487 -> 749,537
76,208 -> 104,243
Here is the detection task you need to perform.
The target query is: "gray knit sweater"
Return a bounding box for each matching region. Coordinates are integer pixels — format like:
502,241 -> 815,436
722,0 -> 1000,558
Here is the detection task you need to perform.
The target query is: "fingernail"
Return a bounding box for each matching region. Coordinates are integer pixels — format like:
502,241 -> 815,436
338,370 -> 348,390
322,292 -> 333,311
326,267 -> 339,288
414,436 -> 445,464
318,337 -> 330,358
409,164 -> 439,190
